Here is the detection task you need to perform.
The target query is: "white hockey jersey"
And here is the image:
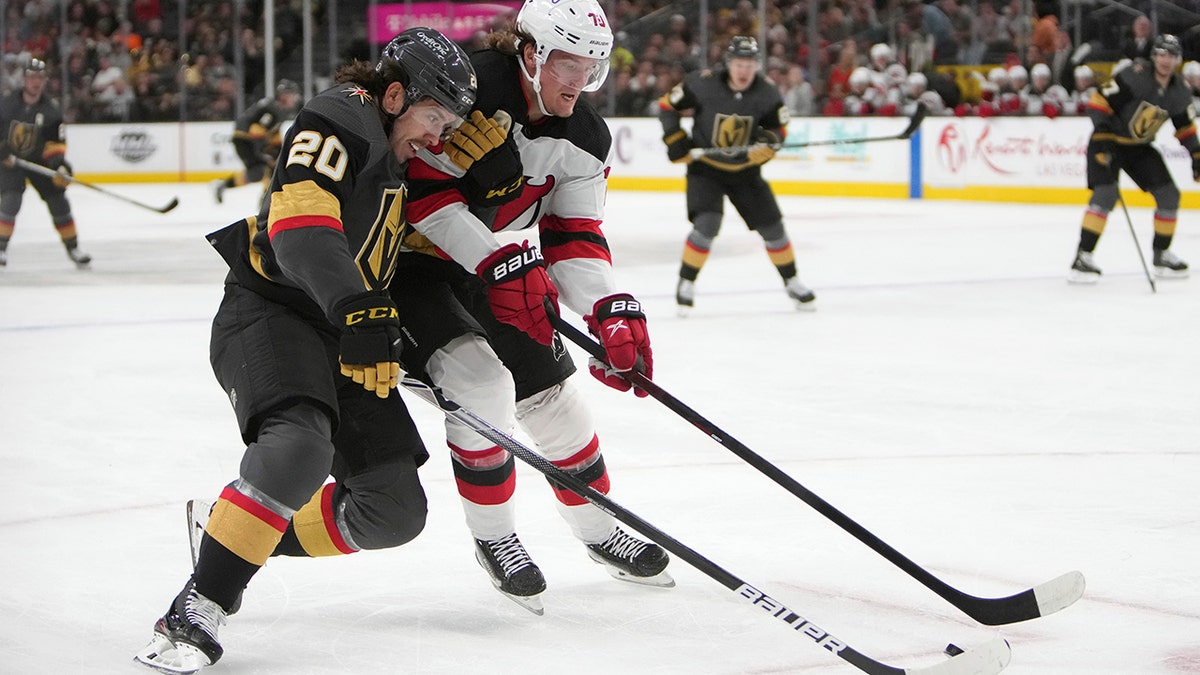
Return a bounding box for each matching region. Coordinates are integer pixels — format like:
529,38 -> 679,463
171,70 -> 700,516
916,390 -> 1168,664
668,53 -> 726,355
406,49 -> 617,316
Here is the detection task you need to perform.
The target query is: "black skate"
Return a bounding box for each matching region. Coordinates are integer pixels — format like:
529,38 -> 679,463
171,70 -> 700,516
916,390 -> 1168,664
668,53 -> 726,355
586,527 -> 674,587
1067,250 -> 1101,284
1153,249 -> 1189,279
675,278 -> 695,317
133,580 -> 226,674
784,277 -> 816,311
475,533 -> 546,615
66,245 -> 91,269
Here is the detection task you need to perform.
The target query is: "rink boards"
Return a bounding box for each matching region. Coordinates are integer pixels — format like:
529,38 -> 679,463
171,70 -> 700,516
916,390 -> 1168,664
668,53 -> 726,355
63,116 -> 1200,209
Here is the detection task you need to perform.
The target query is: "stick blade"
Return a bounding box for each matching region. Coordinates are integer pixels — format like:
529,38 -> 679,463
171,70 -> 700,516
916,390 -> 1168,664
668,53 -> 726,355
907,638 -> 1011,675
157,197 -> 180,214
900,102 -> 929,139
1031,570 -> 1085,618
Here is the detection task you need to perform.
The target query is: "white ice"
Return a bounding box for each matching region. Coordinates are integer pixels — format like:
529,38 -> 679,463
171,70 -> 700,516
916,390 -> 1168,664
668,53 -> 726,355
1,182 -> 1197,674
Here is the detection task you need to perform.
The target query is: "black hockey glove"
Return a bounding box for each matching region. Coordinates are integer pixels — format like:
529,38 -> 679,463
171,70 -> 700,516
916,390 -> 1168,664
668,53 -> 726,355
448,110 -> 525,207
663,130 -> 693,164
1191,151 -> 1200,182
331,291 -> 403,399
52,162 -> 73,188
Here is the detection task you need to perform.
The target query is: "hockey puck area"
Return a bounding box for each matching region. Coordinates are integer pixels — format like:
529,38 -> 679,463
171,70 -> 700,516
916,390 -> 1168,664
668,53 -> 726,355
944,643 -> 966,657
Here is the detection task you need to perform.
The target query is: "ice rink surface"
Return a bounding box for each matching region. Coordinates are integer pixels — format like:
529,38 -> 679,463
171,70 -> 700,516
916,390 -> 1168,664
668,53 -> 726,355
1,181 -> 1197,674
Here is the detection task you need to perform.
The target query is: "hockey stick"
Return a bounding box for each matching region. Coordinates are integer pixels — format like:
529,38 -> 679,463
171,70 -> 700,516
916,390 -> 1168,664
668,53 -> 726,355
690,102 -> 928,159
1113,185 -> 1156,293
547,310 -> 1084,627
10,156 -> 179,214
399,376 -> 1012,675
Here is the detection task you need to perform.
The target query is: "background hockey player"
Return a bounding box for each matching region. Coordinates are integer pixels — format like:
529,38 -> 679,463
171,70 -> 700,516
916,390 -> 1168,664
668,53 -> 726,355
0,58 -> 89,268
391,0 -> 670,614
210,78 -> 302,204
134,28 -> 477,674
660,36 -> 816,314
1068,34 -> 1200,283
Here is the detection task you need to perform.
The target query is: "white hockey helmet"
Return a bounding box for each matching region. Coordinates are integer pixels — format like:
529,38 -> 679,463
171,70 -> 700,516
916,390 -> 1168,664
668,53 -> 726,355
1183,60 -> 1200,79
517,0 -> 613,92
1030,63 -> 1051,82
869,43 -> 893,65
884,62 -> 908,87
906,72 -> 928,93
987,66 -> 1009,84
1073,64 -> 1094,82
849,66 -> 872,90
1007,64 -> 1028,83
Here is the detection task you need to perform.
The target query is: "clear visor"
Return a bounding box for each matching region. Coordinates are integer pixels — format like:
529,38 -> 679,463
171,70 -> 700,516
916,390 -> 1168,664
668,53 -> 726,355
540,50 -> 610,92
410,99 -> 466,142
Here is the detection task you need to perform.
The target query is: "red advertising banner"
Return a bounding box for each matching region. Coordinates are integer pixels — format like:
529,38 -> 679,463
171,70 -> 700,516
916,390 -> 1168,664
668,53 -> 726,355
370,2 -> 522,43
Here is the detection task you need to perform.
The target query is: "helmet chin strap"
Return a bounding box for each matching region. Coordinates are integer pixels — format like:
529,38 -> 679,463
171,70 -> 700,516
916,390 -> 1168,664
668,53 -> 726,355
518,51 -> 553,118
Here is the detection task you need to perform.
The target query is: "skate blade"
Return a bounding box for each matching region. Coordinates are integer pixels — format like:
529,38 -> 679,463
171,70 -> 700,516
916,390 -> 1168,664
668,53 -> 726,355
133,634 -> 211,675
496,588 -> 544,615
1153,267 -> 1189,280
602,565 -> 676,587
790,298 -> 817,312
1066,270 -> 1100,284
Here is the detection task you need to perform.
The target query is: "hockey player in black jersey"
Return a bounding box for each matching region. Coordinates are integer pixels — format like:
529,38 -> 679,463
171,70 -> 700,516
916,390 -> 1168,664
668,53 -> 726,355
209,79 -> 302,204
660,36 -> 815,314
134,28 -> 476,674
392,0 -> 670,614
0,58 -> 89,268
1069,34 -> 1200,283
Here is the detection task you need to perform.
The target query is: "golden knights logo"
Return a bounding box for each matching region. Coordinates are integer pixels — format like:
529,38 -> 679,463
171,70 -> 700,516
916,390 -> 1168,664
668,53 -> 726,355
356,187 -> 407,289
711,113 -> 753,149
6,119 -> 41,157
1127,101 -> 1169,142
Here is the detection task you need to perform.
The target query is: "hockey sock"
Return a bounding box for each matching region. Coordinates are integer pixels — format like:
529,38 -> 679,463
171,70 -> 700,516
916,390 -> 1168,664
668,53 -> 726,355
766,241 -> 798,280
679,241 -> 708,281
1078,210 -> 1107,252
273,483 -> 359,557
1152,214 -> 1176,251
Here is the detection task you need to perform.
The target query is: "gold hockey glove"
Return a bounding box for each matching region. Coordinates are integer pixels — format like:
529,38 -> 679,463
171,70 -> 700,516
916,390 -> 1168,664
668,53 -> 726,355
449,110 -> 525,207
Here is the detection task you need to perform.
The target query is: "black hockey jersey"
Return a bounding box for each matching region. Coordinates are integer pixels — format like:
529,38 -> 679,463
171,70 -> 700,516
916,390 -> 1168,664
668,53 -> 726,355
0,90 -> 67,169
209,82 -> 409,322
660,68 -> 789,172
406,49 -> 617,315
234,96 -> 288,152
1087,62 -> 1199,151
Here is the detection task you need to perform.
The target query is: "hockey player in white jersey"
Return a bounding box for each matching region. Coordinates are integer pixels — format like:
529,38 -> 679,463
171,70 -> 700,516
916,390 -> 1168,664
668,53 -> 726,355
390,0 -> 671,614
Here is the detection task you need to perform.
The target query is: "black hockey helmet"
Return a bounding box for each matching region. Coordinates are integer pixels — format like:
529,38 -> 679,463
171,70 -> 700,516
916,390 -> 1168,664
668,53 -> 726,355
376,27 -> 477,119
24,57 -> 47,75
1152,34 -> 1182,57
276,79 -> 301,96
727,36 -> 759,61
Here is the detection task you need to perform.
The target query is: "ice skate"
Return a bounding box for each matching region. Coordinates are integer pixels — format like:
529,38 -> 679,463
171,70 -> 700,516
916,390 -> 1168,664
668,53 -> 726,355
210,179 -> 227,204
66,245 -> 91,269
784,276 -> 816,311
186,500 -> 242,615
1152,249 -> 1189,279
1067,250 -> 1101,284
133,580 -> 226,675
586,527 -> 674,587
474,533 -> 546,615
675,278 -> 695,317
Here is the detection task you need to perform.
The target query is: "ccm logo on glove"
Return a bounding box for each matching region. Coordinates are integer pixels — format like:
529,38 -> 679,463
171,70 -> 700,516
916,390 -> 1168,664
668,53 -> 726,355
343,305 -> 399,325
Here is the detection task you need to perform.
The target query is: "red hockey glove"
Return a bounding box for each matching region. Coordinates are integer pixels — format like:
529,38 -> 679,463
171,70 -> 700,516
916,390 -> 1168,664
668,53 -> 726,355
332,291 -> 403,398
584,293 -> 652,397
476,242 -> 559,346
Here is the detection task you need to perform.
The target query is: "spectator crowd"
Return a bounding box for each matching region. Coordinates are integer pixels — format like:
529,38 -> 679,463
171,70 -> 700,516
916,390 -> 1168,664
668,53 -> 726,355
2,0 -> 1198,124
